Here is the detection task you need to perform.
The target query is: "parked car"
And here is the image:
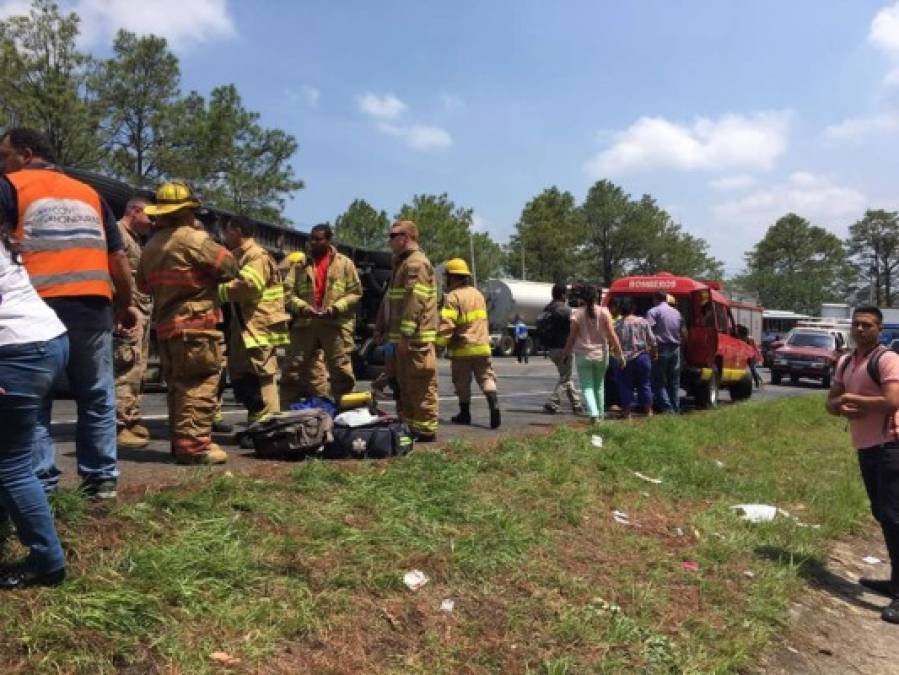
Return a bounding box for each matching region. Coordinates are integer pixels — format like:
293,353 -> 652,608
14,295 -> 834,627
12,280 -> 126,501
770,328 -> 843,388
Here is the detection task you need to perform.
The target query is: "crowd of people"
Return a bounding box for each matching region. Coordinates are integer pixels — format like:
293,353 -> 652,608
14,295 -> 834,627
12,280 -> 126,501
0,127 -> 504,589
539,285 -> 686,424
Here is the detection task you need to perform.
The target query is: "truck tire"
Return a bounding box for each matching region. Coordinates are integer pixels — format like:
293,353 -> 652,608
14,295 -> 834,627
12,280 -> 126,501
729,370 -> 753,401
821,367 -> 832,389
695,368 -> 720,409
771,370 -> 782,385
497,334 -> 515,357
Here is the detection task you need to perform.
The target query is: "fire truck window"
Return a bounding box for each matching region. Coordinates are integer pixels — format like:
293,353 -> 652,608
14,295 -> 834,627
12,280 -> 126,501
700,302 -> 715,328
715,303 -> 729,334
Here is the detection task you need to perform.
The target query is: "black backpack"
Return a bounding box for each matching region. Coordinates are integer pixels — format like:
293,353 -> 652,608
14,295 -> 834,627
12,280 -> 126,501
535,302 -> 568,348
837,345 -> 887,386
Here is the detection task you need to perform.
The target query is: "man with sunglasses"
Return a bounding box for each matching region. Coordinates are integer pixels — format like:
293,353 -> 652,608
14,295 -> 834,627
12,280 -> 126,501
382,221 -> 439,441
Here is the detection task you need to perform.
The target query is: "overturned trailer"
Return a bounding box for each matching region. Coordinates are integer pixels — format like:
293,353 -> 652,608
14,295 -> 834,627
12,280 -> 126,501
64,168 -> 394,379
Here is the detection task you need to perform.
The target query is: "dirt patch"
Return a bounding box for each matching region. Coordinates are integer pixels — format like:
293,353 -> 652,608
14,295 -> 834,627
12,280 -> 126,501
756,527 -> 899,674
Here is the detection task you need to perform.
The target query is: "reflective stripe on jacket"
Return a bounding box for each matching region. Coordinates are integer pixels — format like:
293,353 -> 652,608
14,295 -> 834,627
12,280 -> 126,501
284,246 -> 362,329
217,238 -> 290,348
437,284 -> 492,357
7,168 -> 112,301
386,247 -> 437,343
137,223 -> 238,340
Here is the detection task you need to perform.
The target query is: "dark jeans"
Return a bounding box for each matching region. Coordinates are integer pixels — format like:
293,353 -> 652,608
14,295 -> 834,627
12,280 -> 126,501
0,335 -> 68,573
858,443 -> 899,586
618,352 -> 652,412
651,343 -> 681,413
515,338 -> 529,364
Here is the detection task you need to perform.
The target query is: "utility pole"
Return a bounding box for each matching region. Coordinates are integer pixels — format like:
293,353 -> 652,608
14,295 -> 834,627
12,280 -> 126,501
469,231 -> 478,287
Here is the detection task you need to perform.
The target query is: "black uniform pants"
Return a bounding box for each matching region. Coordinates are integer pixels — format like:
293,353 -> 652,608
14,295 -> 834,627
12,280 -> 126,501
859,442 -> 899,585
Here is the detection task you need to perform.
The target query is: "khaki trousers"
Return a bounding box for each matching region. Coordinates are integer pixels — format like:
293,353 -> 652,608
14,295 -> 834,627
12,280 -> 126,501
450,356 -> 497,403
159,330 -> 223,457
396,342 -> 438,436
114,313 -> 150,429
281,322 -> 355,406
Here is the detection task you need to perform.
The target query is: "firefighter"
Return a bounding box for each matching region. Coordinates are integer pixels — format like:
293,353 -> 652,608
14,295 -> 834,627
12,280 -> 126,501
437,258 -> 501,429
385,220 -> 438,441
137,182 -> 238,465
278,250 -> 329,399
115,197 -> 155,449
282,223 -> 362,405
218,216 -> 289,425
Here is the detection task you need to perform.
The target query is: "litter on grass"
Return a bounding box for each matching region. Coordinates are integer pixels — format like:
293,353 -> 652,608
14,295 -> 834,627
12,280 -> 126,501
591,435 -> 603,448
682,561 -> 700,572
403,569 -> 429,590
731,503 -> 821,528
863,556 -> 882,565
612,509 -> 630,525
713,460 -> 725,468
210,652 -> 241,666
440,598 -> 455,613
633,471 -> 662,484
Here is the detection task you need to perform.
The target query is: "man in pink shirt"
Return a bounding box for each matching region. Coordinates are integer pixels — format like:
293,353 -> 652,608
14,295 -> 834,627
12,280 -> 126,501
827,305 -> 899,623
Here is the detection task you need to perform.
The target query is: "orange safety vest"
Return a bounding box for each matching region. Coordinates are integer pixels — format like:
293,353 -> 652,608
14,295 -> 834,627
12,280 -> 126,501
6,168 -> 112,301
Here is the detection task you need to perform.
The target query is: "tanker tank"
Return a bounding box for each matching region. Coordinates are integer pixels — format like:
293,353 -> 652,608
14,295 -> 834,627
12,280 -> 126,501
482,279 -> 555,356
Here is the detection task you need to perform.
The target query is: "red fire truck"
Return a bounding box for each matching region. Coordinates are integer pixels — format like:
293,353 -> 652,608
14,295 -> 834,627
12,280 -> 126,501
605,273 -> 761,408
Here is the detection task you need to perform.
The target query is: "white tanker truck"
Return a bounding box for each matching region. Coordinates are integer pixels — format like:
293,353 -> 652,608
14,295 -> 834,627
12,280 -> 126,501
482,279 -> 556,356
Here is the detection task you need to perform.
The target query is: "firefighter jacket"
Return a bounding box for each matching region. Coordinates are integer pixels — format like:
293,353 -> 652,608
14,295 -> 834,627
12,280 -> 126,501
385,246 -> 437,344
437,284 -> 492,357
118,220 -> 152,317
6,167 -> 112,301
217,237 -> 290,349
285,246 -> 362,330
136,223 -> 238,340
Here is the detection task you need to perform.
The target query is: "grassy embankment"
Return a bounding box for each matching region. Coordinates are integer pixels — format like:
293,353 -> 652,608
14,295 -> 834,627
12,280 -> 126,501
0,395 -> 871,673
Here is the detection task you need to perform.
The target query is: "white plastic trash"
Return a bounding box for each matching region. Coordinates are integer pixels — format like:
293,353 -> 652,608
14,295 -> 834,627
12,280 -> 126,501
612,509 -> 630,525
440,598 -> 455,613
633,471 -> 662,484
403,569 -> 429,590
732,504 -> 788,523
591,435 -> 603,448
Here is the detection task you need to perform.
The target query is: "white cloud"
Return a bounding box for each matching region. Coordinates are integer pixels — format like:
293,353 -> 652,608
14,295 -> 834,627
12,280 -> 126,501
71,0 -> 235,49
825,111 -> 899,140
708,174 -> 757,191
711,172 -> 866,232
871,2 -> 899,55
0,1 -> 31,20
285,85 -> 320,108
378,123 -> 452,151
471,213 -> 492,232
357,93 -> 407,119
440,93 -> 465,111
583,111 -> 790,177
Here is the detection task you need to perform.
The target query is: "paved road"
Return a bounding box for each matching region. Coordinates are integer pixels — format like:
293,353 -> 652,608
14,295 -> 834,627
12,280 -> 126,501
47,359 -> 819,492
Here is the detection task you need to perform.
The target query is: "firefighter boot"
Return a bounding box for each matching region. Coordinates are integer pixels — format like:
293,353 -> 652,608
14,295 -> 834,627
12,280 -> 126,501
451,402 -> 471,425
117,427 -> 149,449
486,392 -> 501,429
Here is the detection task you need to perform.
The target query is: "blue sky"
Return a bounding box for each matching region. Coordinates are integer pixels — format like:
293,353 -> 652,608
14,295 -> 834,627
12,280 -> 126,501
6,0 -> 899,272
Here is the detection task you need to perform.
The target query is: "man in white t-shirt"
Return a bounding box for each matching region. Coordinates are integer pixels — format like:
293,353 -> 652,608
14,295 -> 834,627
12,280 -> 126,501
827,305 -> 899,623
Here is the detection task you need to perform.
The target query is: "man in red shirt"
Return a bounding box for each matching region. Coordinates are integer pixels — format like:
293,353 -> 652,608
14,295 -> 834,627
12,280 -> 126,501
281,224 -> 362,405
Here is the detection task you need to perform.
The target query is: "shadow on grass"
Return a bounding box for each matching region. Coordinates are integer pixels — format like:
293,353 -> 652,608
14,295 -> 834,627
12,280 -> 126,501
755,545 -> 883,613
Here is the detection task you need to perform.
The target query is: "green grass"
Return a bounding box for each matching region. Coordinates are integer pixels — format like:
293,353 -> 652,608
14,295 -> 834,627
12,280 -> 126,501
0,395 -> 869,673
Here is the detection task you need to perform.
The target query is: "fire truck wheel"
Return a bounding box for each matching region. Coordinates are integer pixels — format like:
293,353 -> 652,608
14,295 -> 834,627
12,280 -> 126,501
729,370 -> 753,401
695,368 -> 720,409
